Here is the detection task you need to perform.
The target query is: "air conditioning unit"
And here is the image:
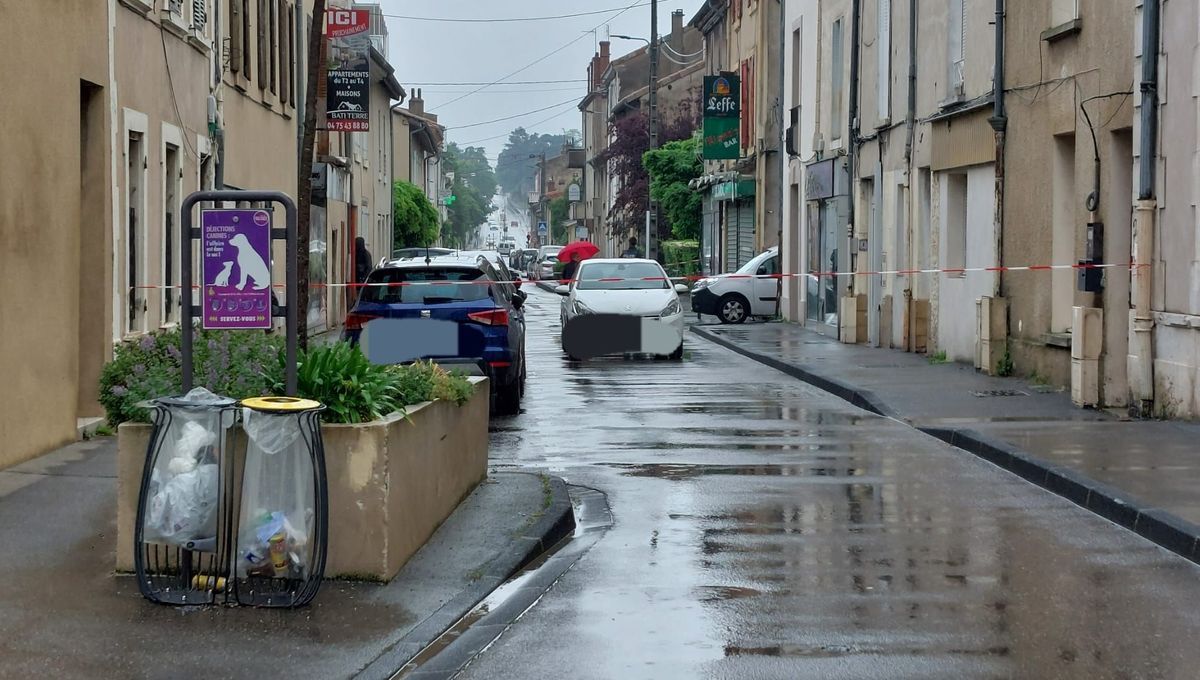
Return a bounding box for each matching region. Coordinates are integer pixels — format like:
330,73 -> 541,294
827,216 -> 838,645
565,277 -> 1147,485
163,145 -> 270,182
812,131 -> 825,154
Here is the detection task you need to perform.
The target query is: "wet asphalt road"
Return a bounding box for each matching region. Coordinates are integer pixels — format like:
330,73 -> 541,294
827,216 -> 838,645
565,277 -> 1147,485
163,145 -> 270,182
461,287 -> 1200,680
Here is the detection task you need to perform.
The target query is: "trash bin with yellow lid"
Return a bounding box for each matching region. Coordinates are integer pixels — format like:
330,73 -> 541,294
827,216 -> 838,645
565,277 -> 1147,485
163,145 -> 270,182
233,396 -> 328,608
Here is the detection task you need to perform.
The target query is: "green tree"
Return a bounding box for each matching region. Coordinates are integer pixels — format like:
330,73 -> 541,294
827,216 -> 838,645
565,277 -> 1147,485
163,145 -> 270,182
496,127 -> 574,198
643,135 -> 703,240
442,143 -> 497,247
547,194 -> 572,243
392,181 -> 439,248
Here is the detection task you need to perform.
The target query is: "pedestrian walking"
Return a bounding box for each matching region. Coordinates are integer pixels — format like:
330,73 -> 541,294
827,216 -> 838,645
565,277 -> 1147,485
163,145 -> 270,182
355,237 -> 373,284
561,251 -> 583,283
622,237 -> 642,259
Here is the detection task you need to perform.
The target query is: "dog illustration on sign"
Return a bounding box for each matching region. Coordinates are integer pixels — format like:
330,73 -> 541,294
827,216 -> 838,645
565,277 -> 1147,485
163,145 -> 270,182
213,261 -> 234,287
229,233 -> 271,290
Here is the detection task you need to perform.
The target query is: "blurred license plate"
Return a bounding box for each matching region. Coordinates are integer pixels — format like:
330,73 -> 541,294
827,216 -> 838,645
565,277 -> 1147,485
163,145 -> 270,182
360,318 -> 460,364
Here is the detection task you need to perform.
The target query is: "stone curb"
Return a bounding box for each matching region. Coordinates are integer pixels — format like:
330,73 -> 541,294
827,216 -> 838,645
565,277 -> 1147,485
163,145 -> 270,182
691,325 -> 1200,566
355,473 -> 576,680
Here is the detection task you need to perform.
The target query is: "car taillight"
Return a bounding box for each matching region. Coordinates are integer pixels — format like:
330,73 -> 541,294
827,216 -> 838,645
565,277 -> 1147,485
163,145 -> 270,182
344,312 -> 378,331
468,309 -> 509,326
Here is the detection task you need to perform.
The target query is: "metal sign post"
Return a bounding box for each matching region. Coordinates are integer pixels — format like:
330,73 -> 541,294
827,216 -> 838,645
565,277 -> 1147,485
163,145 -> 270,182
180,190 -> 299,396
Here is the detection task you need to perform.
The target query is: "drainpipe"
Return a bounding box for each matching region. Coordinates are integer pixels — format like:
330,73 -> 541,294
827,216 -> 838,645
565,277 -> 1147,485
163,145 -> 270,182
776,0 -> 786,319
903,0 -> 917,304
1132,0 -> 1161,415
987,0 -> 1007,299
847,0 -> 862,296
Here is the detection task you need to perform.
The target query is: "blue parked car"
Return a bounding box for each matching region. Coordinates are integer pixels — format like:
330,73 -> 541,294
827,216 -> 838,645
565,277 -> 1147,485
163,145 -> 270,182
342,254 -> 527,415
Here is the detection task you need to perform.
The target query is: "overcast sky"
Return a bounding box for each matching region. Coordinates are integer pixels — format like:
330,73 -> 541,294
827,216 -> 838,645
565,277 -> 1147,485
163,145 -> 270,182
382,0 -> 708,164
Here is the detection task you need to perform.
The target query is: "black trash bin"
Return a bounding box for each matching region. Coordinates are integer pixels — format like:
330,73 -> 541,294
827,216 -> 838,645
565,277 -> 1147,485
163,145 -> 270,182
134,387 -> 238,605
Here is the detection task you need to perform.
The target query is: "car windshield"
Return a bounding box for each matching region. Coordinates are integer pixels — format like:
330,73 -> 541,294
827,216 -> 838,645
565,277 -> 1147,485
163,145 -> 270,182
392,247 -> 452,259
359,267 -> 491,304
735,251 -> 776,275
576,262 -> 669,290
540,247 -> 561,258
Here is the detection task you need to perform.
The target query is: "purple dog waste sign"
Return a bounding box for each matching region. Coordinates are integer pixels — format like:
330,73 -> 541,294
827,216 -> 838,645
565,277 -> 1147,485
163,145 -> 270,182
201,209 -> 273,330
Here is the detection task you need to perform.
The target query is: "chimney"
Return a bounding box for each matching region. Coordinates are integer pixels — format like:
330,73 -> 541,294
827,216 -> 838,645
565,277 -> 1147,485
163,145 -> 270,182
600,41 -> 610,60
409,88 -> 424,117
671,10 -> 684,47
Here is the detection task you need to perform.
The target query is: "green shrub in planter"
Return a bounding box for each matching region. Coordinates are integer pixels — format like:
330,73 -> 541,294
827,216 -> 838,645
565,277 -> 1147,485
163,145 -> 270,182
274,344 -> 475,424
99,329 -> 284,426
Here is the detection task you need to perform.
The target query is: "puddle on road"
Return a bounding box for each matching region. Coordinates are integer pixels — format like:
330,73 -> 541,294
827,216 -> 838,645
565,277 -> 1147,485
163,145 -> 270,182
694,585 -> 763,602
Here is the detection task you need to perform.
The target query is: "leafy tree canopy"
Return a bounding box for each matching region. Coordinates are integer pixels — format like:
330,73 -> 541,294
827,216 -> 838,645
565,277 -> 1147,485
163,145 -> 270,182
442,143 -> 497,248
643,135 -> 703,240
392,181 -> 439,249
496,127 -> 576,199
598,92 -> 700,234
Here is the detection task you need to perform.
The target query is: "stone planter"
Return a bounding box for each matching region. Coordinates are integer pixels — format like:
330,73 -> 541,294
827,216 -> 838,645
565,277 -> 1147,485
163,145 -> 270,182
116,377 -> 489,581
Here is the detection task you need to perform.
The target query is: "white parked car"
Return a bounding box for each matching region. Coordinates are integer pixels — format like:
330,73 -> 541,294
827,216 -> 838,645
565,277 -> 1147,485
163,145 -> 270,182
690,246 -> 781,324
557,259 -> 688,360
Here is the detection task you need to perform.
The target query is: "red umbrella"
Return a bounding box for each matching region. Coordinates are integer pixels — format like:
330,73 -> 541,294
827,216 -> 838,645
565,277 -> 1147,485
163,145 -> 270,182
557,240 -> 600,263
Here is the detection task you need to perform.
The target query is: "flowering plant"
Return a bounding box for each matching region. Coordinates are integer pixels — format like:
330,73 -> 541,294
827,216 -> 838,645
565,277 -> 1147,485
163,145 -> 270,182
99,329 -> 284,426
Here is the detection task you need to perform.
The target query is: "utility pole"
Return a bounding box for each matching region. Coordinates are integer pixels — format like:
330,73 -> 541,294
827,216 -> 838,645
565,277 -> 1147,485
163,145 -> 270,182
647,0 -> 659,261
296,0 -> 327,351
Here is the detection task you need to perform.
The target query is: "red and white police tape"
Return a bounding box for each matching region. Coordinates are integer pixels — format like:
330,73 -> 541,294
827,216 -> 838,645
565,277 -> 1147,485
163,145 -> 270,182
128,261 -> 1143,290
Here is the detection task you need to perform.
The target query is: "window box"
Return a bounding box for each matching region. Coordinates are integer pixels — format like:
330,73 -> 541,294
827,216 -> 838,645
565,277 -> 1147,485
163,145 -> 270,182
119,0 -> 154,14
1041,19 -> 1082,43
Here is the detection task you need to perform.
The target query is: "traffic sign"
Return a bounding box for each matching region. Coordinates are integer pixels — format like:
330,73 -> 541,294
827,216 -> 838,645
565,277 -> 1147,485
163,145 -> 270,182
537,222 -> 548,235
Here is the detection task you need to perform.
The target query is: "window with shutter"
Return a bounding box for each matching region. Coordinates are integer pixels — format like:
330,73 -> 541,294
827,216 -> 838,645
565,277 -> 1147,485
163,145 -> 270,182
258,0 -> 269,91
229,0 -> 242,75
269,0 -> 278,95
242,0 -> 252,77
831,17 -> 844,141
192,0 -> 207,30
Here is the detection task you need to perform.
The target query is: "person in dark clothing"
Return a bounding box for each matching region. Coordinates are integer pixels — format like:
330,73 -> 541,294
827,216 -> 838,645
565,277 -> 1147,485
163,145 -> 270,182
622,236 -> 642,258
561,251 -> 583,283
355,237 -> 373,284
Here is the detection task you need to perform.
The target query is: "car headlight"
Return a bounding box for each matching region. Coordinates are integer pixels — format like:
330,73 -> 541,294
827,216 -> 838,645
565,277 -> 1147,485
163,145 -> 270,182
572,299 -> 594,315
659,298 -> 682,318
693,278 -> 714,289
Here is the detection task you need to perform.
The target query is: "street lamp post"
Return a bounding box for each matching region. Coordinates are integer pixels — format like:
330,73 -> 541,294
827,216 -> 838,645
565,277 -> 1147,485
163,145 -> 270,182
613,0 -> 661,260
529,152 -> 547,246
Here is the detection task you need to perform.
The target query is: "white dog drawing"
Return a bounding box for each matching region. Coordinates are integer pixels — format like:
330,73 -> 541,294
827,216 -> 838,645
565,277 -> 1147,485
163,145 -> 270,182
229,234 -> 271,290
213,261 -> 234,287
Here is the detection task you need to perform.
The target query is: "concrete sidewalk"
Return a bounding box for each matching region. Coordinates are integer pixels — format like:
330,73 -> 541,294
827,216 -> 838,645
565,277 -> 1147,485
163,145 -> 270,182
692,322 -> 1200,562
0,438 -> 574,679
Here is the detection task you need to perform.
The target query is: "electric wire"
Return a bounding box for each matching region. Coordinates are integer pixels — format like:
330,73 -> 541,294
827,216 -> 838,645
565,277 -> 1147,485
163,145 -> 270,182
380,3 -> 651,23
445,97 -> 582,130
434,0 -> 644,109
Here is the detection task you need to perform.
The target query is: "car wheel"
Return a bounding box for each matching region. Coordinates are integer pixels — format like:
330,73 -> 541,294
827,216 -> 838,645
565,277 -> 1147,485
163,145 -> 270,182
494,379 -> 521,416
718,294 -> 750,324
669,343 -> 684,360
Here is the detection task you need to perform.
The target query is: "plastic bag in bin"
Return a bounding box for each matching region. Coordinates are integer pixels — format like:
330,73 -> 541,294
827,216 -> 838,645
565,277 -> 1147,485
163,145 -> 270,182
237,406 -> 318,579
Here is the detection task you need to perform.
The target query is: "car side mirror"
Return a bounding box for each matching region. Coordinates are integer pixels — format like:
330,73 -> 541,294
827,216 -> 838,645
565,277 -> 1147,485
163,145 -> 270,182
555,285 -> 569,295
674,283 -> 690,294
512,293 -> 525,309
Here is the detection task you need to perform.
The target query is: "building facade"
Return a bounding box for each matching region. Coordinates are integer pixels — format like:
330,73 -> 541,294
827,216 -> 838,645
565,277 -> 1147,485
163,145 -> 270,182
781,0 -> 820,323
1136,0 -> 1200,417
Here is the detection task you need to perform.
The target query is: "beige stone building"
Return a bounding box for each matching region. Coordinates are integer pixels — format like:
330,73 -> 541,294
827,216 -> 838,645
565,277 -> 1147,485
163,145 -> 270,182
580,42 -> 612,253
1001,0 -> 1134,404
597,12 -> 704,257
1134,0 -> 1200,417
0,0 -> 409,469
0,0 -> 114,468
691,0 -> 782,274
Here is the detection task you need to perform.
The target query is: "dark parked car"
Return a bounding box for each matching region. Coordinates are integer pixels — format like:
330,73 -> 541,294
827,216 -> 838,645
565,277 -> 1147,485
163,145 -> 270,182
343,255 -> 527,415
